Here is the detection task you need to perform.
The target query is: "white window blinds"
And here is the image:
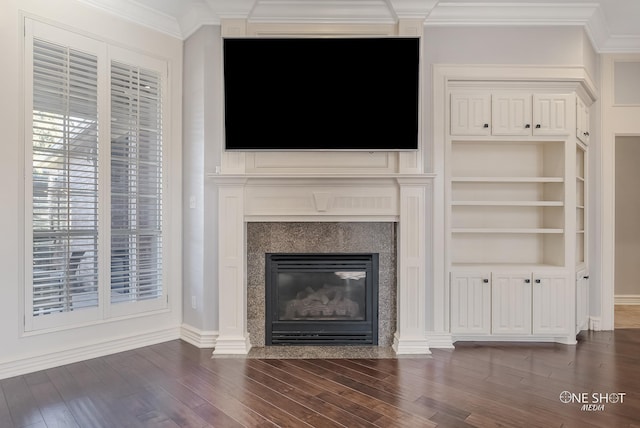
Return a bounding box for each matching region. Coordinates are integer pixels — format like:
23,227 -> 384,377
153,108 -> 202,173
110,61 -> 163,303
31,38 -> 100,316
26,20 -> 169,330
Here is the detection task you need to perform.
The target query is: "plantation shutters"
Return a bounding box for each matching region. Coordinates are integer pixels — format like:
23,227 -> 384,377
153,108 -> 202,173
110,62 -> 163,304
31,37 -> 100,318
25,20 -> 168,330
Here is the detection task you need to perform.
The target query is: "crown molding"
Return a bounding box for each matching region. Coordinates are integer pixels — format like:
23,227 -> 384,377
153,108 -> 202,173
76,0 -> 640,52
247,0 -> 395,24
597,35 -> 640,53
425,2 -> 598,27
387,0 -> 439,19
423,2 -> 640,52
76,0 -> 183,38
180,2 -> 219,39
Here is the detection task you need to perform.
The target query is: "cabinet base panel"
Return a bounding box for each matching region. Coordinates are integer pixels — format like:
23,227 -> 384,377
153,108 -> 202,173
452,335 -> 577,345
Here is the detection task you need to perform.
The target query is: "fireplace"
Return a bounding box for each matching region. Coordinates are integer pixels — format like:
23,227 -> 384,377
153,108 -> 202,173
265,253 -> 378,345
212,175 -> 434,355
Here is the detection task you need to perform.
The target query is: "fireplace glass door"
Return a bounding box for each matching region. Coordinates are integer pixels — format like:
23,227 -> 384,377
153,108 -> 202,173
266,253 -> 378,345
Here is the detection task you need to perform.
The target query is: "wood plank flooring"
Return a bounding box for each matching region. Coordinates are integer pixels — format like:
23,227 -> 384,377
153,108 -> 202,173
615,305 -> 640,328
2,330 -> 640,427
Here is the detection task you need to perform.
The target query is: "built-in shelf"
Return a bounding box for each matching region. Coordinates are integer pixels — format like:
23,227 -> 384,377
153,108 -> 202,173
452,228 -> 564,234
452,201 -> 563,206
452,177 -> 563,183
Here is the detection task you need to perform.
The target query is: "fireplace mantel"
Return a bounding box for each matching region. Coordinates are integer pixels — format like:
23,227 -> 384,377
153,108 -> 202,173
208,172 -> 435,355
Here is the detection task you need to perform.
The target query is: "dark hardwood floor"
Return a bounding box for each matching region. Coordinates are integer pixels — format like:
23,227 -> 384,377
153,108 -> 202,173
2,330 -> 640,427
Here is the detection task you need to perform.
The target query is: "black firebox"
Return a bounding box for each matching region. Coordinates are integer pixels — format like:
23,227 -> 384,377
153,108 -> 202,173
265,253 -> 379,345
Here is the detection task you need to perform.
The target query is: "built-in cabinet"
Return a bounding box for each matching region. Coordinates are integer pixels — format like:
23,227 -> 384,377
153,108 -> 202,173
451,270 -> 571,337
447,84 -> 592,344
451,92 -> 572,137
576,96 -> 591,144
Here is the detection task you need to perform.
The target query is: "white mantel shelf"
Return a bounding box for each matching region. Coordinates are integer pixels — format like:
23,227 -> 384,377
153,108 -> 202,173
206,173 -> 437,180
209,172 -> 436,355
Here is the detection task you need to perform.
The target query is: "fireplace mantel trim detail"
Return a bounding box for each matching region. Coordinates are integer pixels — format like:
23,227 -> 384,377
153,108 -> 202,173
210,174 -> 435,355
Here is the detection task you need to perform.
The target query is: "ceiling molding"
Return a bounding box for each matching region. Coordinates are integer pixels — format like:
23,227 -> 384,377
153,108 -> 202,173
386,0 -> 439,19
76,0 -> 640,52
425,3 -> 599,27
76,0 -> 183,38
204,0 -> 257,20
179,3 -> 219,39
598,35 -> 640,53
247,1 -> 396,24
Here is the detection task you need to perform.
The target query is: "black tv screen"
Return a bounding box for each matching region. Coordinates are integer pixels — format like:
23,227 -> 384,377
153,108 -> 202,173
223,37 -> 420,151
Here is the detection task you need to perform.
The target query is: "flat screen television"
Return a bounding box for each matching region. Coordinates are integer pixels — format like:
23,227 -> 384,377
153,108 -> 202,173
223,37 -> 420,151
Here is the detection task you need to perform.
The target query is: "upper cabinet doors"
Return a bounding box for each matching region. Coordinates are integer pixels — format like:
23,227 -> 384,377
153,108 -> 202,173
450,93 -> 491,136
451,92 -> 573,137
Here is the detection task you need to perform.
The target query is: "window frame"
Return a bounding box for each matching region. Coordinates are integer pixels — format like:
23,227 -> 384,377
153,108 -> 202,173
23,18 -> 170,332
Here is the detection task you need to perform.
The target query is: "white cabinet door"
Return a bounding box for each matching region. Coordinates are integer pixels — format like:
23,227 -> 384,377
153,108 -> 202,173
576,271 -> 589,332
532,273 -> 571,335
492,272 -> 532,334
450,93 -> 491,136
533,94 -> 572,136
576,97 -> 590,144
491,93 -> 532,136
450,272 -> 491,334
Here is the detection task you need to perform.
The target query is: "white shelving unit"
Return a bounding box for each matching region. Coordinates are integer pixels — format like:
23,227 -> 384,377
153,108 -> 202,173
450,140 -> 565,267
447,85 -> 591,344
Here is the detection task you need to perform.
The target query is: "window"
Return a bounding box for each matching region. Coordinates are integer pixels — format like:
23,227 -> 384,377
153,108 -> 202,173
110,62 -> 163,304
31,38 -> 100,319
25,20 -> 168,331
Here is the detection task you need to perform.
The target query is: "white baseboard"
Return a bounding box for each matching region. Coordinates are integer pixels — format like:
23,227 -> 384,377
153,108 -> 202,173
212,334 -> 252,355
392,333 -> 432,355
452,335 -> 576,344
426,332 -> 455,349
590,316 -> 602,331
615,295 -> 640,305
0,327 -> 181,380
180,324 -> 218,348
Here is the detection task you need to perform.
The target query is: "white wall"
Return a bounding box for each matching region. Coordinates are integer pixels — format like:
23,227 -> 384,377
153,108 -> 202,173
0,0 -> 183,378
181,24 -> 601,337
615,137 -> 640,296
182,25 -> 223,333
600,54 -> 640,328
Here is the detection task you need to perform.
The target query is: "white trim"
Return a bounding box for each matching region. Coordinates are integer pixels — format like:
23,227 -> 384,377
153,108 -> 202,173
589,316 -> 602,331
213,336 -> 252,355
599,55 -> 640,332
615,295 -> 640,305
452,335 -> 577,345
392,333 -> 432,354
426,332 -> 455,349
76,0 -> 182,38
0,327 -> 180,380
180,324 -> 218,348
74,0 -> 640,52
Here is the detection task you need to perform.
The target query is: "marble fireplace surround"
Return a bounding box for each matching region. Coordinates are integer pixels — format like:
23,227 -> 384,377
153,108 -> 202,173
211,174 -> 434,355
247,222 -> 395,347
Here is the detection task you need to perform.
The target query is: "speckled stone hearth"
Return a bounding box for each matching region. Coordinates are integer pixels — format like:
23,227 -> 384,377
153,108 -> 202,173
246,222 -> 397,348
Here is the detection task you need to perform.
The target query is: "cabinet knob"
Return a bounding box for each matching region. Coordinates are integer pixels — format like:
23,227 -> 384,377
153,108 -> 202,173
525,124 -> 531,129
524,279 -> 531,283
535,279 -> 541,284
585,132 -> 590,137
483,123 -> 489,128
584,275 -> 590,279
483,278 -> 489,283
535,124 -> 541,128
